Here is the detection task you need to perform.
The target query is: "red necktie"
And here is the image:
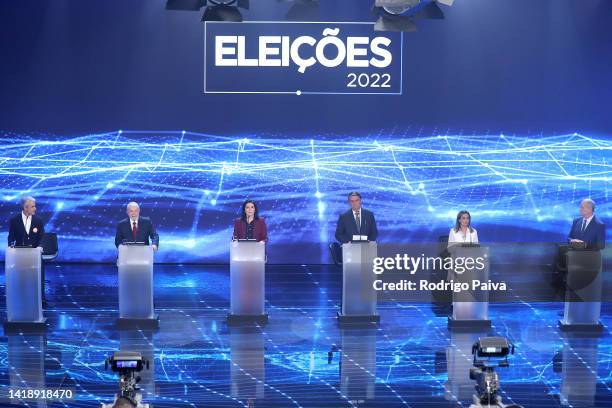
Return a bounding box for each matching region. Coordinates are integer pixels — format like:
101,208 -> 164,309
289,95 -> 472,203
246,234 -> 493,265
132,221 -> 137,240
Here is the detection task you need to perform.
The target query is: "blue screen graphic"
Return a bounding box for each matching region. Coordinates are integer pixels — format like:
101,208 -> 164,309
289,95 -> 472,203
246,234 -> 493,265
0,132 -> 609,263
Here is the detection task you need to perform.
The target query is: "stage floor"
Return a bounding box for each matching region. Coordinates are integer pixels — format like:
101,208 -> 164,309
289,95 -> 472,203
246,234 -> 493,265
0,264 -> 611,408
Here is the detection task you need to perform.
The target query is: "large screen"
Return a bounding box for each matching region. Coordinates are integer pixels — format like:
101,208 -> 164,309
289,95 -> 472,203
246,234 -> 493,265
1,131 -> 608,263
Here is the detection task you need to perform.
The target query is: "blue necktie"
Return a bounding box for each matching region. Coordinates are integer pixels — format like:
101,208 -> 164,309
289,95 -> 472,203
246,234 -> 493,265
581,218 -> 587,232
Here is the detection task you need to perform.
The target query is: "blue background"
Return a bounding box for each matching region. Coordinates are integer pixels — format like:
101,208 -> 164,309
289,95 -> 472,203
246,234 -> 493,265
0,0 -> 611,263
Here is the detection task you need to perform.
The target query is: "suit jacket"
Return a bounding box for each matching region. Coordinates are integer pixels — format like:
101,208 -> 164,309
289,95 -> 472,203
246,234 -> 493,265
8,213 -> 45,247
233,218 -> 268,242
335,208 -> 378,244
115,217 -> 159,248
568,215 -> 605,249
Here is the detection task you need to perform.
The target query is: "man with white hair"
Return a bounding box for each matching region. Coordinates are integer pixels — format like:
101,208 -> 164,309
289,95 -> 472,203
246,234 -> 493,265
8,196 -> 45,248
568,198 -> 605,249
8,195 -> 47,304
114,202 -> 159,250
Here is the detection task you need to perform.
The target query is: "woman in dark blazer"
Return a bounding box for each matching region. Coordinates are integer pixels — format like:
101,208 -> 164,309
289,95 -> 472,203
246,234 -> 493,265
232,199 -> 268,242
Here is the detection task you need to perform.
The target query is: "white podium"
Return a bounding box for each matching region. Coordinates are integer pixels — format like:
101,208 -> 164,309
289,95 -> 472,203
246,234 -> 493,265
338,241 -> 379,324
447,245 -> 491,329
117,245 -> 158,328
559,249 -> 603,332
4,247 -> 47,331
228,240 -> 268,325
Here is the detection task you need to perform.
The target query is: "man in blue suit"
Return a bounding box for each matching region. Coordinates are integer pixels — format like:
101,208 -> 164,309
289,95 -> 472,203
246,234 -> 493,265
554,198 -> 606,276
335,191 -> 378,244
115,202 -> 159,250
568,198 -> 605,250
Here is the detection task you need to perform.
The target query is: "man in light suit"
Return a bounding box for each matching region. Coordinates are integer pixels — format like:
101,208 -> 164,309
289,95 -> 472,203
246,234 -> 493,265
335,191 -> 378,244
115,202 -> 159,250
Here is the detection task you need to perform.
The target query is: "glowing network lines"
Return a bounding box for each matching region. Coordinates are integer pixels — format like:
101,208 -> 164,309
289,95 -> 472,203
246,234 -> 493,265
0,131 -> 609,262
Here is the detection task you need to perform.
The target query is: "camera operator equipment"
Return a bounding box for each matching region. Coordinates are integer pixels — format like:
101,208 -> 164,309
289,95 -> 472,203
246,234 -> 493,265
469,337 -> 523,408
102,351 -> 151,408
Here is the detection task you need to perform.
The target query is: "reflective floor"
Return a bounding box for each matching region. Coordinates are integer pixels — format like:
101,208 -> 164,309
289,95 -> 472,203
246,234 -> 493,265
0,264 -> 611,408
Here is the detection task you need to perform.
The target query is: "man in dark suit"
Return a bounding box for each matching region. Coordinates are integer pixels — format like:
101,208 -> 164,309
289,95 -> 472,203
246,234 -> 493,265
335,191 -> 378,244
554,198 -> 606,275
8,196 -> 47,303
115,202 -> 159,250
568,198 -> 605,249
8,196 -> 45,248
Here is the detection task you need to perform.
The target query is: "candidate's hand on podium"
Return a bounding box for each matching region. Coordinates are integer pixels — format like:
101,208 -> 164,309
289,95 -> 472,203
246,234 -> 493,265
152,245 -> 158,252
570,239 -> 584,243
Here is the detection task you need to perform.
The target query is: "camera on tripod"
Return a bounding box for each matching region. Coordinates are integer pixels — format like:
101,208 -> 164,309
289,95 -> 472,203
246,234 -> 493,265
101,351 -> 151,408
469,337 -> 523,408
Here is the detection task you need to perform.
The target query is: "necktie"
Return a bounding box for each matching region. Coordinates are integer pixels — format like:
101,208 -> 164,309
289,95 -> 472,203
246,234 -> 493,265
581,218 -> 587,232
132,221 -> 137,240
355,211 -> 361,233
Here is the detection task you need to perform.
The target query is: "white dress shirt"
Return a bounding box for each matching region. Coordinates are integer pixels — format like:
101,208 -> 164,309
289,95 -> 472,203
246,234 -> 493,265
22,212 -> 32,234
580,215 -> 594,231
353,209 -> 361,226
448,227 -> 478,246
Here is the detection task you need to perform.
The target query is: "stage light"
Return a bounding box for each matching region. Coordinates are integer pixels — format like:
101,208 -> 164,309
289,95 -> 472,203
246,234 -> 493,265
372,0 -> 453,32
202,0 -> 250,22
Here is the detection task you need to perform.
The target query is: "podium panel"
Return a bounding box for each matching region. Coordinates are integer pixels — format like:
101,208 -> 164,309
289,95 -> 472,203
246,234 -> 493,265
5,247 -> 44,323
229,241 -> 266,319
447,245 -> 490,328
560,250 -> 602,331
560,336 -> 599,406
8,333 -> 47,407
118,245 -> 155,320
230,327 -> 265,400
340,242 -> 378,320
340,327 -> 376,401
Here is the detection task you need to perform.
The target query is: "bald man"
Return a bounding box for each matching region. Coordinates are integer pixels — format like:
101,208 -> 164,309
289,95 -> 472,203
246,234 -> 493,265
114,202 -> 159,250
568,198 -> 605,250
554,198 -> 606,275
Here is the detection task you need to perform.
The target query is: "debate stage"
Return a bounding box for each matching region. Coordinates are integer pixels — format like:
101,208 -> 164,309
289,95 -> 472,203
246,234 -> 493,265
0,263 -> 610,407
